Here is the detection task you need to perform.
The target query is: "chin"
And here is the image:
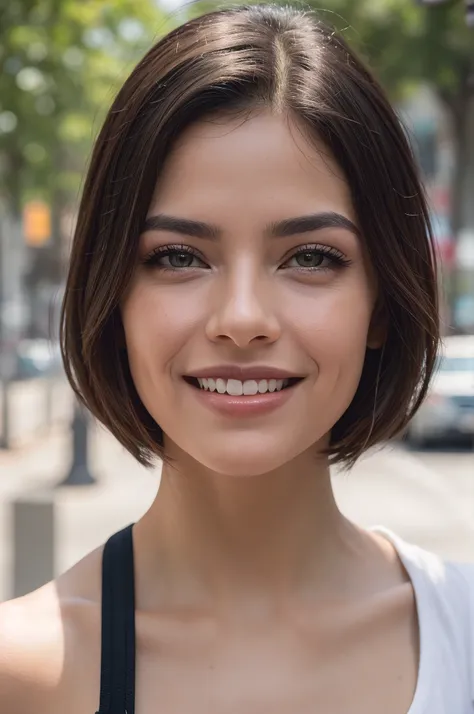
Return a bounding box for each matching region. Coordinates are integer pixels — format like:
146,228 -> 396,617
197,456 -> 288,478
181,437 -> 305,478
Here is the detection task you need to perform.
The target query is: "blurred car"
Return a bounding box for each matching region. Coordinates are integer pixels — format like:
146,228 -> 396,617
405,335 -> 474,447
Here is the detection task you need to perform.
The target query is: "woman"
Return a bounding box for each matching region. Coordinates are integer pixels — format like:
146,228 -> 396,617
1,4 -> 473,713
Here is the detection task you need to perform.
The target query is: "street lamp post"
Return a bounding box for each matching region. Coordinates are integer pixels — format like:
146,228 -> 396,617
0,217 -> 13,450
56,401 -> 97,486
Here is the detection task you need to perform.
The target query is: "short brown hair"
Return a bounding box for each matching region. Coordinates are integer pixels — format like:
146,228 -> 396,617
61,3 -> 440,469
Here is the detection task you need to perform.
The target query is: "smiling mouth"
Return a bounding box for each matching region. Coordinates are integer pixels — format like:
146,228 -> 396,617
183,376 -> 303,396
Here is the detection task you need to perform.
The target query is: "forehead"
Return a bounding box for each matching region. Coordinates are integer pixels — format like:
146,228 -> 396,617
150,111 -> 356,223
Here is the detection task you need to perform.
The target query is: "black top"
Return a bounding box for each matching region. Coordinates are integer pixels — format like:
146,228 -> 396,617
96,523 -> 137,714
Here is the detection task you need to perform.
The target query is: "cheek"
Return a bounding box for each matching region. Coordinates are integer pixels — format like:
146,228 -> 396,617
120,280 -> 206,386
285,275 -> 373,348
283,278 -> 373,404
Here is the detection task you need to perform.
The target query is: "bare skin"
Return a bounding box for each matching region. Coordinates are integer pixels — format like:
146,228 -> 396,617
0,525 -> 419,714
0,112 -> 419,713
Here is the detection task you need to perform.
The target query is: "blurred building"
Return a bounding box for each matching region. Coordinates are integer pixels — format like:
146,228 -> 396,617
400,85 -> 474,334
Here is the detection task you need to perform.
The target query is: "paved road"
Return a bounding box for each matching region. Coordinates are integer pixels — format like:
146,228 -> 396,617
333,441 -> 473,561
416,446 -> 474,479
0,424 -> 472,602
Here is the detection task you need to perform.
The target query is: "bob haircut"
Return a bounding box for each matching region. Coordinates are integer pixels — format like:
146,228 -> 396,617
61,3 -> 440,470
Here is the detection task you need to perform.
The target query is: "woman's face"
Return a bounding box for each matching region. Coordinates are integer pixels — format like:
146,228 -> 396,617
121,111 -> 381,476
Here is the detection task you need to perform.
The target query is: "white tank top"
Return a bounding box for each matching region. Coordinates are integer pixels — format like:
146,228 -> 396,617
371,526 -> 474,713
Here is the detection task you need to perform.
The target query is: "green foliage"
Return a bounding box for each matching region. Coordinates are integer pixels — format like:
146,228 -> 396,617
324,0 -> 474,106
0,0 -> 172,211
2,0 -> 472,212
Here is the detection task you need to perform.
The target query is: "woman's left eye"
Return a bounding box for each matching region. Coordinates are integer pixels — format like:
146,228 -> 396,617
282,247 -> 349,271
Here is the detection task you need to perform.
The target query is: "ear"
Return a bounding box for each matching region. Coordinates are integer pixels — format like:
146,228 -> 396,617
367,297 -> 387,350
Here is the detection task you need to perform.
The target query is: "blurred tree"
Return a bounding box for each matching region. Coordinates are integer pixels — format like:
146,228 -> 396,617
0,0 -> 171,278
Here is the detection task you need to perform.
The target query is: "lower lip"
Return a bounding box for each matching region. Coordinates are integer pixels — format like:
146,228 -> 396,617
185,381 -> 302,417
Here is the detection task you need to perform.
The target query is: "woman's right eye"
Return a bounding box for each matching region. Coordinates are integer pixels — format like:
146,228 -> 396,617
143,246 -> 208,271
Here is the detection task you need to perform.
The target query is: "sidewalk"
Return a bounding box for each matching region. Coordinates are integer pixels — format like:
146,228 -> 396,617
1,422 -> 473,602
0,421 -> 160,601
0,376 -> 72,448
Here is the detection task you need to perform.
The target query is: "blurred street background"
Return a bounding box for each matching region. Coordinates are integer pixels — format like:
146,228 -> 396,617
0,0 -> 473,602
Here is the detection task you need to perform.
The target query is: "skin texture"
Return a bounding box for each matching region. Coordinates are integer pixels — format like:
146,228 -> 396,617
0,111 -> 419,714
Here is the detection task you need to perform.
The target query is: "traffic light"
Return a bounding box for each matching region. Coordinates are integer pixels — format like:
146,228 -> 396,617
23,201 -> 51,247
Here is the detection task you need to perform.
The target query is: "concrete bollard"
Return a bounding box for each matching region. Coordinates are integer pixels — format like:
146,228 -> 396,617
11,488 -> 56,599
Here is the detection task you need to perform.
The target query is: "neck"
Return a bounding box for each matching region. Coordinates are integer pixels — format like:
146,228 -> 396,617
133,446 -> 364,614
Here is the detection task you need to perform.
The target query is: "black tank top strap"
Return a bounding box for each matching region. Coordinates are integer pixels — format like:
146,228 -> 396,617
95,523 -> 136,714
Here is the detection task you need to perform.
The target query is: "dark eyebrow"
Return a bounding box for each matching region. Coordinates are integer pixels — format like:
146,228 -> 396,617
265,212 -> 360,239
142,211 -> 359,240
142,214 -> 221,240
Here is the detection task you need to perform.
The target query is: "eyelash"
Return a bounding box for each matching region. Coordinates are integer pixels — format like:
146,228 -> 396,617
142,243 -> 352,273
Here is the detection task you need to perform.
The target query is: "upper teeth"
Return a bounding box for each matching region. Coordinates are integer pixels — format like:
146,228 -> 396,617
197,378 -> 288,395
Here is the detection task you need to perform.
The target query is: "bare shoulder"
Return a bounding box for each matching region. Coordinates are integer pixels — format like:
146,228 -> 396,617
0,584 -> 64,712
0,544 -> 104,714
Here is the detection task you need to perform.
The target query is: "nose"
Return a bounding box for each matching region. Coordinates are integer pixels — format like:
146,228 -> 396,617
205,268 -> 281,348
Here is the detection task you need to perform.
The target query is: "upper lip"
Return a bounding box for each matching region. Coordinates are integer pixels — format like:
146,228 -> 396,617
185,365 -> 304,381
